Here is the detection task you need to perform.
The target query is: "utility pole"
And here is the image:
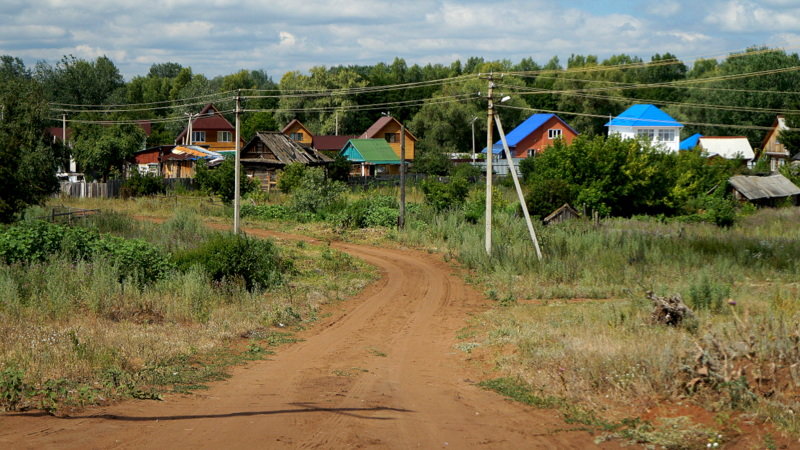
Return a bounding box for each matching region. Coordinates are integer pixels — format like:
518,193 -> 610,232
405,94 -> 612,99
233,90 -> 241,234
398,124 -> 406,229
482,74 -> 495,256
471,116 -> 478,163
494,114 -> 543,260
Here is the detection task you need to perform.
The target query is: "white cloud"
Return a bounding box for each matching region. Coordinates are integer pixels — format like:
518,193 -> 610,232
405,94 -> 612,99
648,0 -> 681,17
705,0 -> 800,32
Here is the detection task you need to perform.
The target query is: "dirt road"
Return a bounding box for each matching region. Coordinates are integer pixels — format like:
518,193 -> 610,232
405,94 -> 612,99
1,226 -> 605,448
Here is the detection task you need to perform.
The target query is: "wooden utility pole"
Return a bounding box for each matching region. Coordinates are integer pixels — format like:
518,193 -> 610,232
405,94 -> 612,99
494,114 -> 543,260
233,90 -> 241,234
483,75 -> 495,256
398,124 -> 406,229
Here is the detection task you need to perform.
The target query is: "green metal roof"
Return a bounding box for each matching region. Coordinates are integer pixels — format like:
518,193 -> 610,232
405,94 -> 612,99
340,139 -> 401,164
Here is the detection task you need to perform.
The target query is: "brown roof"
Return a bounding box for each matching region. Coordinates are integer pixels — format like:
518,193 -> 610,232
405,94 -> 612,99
241,131 -> 332,166
312,135 -> 358,152
359,116 -> 418,141
281,119 -> 312,135
175,104 -> 234,143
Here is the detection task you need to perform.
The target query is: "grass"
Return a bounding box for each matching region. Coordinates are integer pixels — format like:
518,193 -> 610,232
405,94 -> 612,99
412,202 -> 800,440
0,207 -> 377,413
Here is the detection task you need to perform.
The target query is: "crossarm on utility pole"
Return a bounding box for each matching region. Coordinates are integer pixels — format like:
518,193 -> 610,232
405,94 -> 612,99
494,114 -> 543,260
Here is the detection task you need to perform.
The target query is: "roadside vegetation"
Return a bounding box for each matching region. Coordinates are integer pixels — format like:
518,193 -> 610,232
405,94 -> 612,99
0,209 -> 375,413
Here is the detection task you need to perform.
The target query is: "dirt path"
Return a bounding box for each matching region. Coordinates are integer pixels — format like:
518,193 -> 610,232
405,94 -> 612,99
0,224 -> 607,449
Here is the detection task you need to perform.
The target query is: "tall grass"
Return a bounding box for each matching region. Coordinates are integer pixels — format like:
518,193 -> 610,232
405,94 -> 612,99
0,210 -> 376,412
400,204 -> 800,436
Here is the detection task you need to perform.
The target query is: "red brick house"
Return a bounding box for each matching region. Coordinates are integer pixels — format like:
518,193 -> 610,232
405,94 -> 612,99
484,113 -> 578,158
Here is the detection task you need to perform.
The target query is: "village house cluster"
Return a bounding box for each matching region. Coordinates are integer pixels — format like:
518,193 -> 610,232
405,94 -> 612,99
50,102 -> 800,203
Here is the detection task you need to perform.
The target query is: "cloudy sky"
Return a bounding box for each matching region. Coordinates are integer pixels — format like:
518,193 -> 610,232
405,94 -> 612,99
1,0 -> 799,81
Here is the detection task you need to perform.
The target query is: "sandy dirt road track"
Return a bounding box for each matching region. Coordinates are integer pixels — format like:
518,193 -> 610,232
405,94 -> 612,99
0,225 -> 608,448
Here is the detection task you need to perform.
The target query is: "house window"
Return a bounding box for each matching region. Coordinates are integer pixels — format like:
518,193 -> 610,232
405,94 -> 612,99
290,132 -> 304,141
385,133 -> 398,143
191,131 -> 206,142
218,131 -> 232,142
657,129 -> 675,142
636,129 -> 655,140
547,129 -> 562,139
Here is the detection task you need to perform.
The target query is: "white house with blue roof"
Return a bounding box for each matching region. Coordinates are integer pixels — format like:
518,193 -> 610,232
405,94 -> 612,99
606,104 -> 683,152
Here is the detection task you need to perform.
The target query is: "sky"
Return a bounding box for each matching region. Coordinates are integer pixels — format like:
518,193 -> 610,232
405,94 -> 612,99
1,0 -> 800,81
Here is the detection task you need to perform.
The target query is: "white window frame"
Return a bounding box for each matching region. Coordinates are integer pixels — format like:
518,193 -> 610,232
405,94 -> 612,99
191,131 -> 206,142
636,129 -> 655,140
218,131 -> 232,142
657,129 -> 675,142
547,128 -> 562,139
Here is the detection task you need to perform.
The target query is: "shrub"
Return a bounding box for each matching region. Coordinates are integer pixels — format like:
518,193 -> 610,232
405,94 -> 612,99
121,171 -> 166,198
174,233 -> 288,291
290,167 -> 346,215
333,195 -> 399,229
240,204 -> 293,221
524,178 -> 575,218
0,221 -> 173,282
420,176 -> 469,212
195,159 -> 258,204
277,163 -> 308,194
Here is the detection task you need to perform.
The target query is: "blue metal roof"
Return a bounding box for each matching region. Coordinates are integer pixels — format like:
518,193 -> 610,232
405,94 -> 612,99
679,133 -> 703,150
482,113 -> 576,154
605,104 -> 683,128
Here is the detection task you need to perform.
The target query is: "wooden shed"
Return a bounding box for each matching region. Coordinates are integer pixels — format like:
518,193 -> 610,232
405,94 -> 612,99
728,174 -> 800,206
543,203 -> 581,225
240,131 -> 332,189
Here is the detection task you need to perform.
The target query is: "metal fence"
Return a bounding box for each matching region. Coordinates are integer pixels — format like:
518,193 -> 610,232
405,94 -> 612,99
59,180 -> 123,198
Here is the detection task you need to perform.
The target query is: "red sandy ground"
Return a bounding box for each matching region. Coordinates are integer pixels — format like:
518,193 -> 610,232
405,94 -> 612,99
0,224 -> 616,449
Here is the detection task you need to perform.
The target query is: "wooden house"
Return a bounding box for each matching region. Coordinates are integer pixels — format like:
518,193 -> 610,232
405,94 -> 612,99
483,113 -> 578,158
161,145 -> 224,179
762,115 -> 791,172
281,119 -> 314,146
240,131 -> 332,189
340,139 -> 401,177
175,104 -> 242,152
312,134 -> 358,158
359,116 -> 416,160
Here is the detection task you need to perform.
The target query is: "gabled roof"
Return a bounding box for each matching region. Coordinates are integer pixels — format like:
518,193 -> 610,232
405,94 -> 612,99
170,145 -> 224,162
483,113 -> 577,154
698,136 -> 755,160
606,104 -> 683,128
241,131 -> 332,165
762,115 -> 788,148
281,119 -> 313,135
175,104 -> 234,143
312,135 -> 358,152
679,133 -> 703,150
359,116 -> 418,141
729,174 -> 800,200
341,139 -> 401,164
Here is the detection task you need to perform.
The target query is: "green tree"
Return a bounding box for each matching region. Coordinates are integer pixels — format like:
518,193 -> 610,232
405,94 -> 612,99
71,123 -> 146,180
36,55 -> 124,106
0,58 -> 60,222
195,159 -> 257,203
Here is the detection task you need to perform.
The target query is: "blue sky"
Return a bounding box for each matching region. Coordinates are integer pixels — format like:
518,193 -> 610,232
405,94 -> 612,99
1,0 -> 799,81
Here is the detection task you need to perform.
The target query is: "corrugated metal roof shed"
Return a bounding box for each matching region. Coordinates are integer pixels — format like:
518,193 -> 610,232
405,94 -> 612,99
729,174 -> 800,200
241,132 -> 332,165
605,104 -> 683,128
699,137 -> 755,160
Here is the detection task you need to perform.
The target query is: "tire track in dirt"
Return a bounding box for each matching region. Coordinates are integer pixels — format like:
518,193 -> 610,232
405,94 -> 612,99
0,223 -> 610,448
